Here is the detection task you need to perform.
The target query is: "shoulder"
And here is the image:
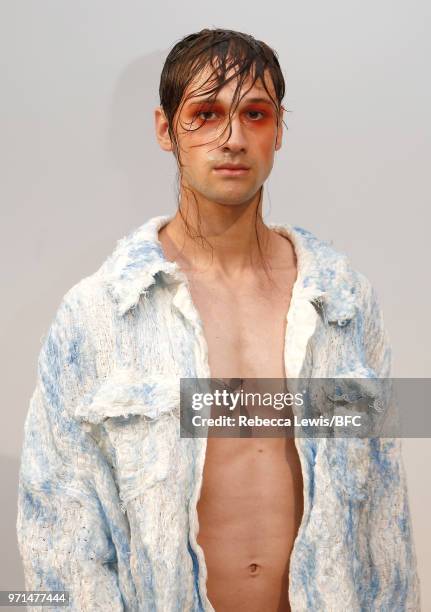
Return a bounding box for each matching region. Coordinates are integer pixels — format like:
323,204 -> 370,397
55,217 -> 162,323
289,223 -> 374,305
293,224 -> 364,277
37,223 -> 151,403
45,215 -> 176,366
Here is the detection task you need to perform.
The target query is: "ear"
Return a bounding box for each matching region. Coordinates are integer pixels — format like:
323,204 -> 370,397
154,106 -> 173,152
275,106 -> 285,151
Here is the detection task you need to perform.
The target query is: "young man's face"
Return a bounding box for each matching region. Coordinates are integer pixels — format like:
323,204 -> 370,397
155,63 -> 284,207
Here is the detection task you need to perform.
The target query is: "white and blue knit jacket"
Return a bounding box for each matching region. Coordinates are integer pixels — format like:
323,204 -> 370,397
16,214 -> 421,611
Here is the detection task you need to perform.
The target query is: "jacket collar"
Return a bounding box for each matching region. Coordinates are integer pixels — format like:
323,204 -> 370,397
103,213 -> 358,325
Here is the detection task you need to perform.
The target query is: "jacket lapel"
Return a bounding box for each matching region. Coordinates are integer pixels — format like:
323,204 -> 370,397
103,214 -> 359,335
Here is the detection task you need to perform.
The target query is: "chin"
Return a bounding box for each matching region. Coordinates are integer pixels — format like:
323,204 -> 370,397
188,180 -> 259,206
209,193 -> 254,206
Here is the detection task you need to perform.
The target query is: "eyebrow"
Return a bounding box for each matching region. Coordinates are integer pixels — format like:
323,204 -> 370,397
187,96 -> 275,107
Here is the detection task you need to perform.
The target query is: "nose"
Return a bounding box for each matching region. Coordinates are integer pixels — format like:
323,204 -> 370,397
219,113 -> 247,153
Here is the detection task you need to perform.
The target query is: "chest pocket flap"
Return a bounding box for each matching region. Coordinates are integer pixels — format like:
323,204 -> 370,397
75,369 -> 181,509
75,368 -> 181,424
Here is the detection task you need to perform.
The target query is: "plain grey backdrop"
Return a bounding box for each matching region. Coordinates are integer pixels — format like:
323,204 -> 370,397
1,0 -> 430,608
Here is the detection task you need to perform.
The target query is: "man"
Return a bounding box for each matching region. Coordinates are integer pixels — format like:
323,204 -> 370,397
17,28 -> 420,611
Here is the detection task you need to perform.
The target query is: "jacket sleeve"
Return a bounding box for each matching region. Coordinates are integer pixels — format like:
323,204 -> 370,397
16,288 -> 128,611
360,274 -> 422,611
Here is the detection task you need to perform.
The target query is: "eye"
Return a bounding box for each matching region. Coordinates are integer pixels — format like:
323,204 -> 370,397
246,110 -> 266,120
197,111 -> 218,121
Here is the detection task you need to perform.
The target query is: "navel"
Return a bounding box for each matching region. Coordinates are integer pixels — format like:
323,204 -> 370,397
248,563 -> 261,576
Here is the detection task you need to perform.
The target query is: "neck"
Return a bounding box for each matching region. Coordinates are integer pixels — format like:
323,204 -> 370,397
158,189 -> 275,276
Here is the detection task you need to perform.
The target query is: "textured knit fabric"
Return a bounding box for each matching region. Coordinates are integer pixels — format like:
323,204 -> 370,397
16,213 -> 421,611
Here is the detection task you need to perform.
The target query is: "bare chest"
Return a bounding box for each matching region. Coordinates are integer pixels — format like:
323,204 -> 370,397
190,266 -> 303,610
186,267 -> 297,380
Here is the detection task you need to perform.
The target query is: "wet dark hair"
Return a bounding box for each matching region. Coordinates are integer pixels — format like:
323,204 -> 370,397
158,28 -> 289,277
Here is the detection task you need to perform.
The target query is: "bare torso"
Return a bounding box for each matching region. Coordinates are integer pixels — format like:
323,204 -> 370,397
160,227 -> 304,612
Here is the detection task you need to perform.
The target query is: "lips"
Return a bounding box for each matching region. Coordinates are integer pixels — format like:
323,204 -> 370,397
214,164 -> 250,170
213,164 -> 250,176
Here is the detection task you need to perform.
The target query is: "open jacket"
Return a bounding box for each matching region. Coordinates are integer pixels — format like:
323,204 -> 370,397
16,213 -> 421,611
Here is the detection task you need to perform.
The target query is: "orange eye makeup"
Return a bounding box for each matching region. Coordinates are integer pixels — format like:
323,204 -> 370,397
185,98 -> 277,128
